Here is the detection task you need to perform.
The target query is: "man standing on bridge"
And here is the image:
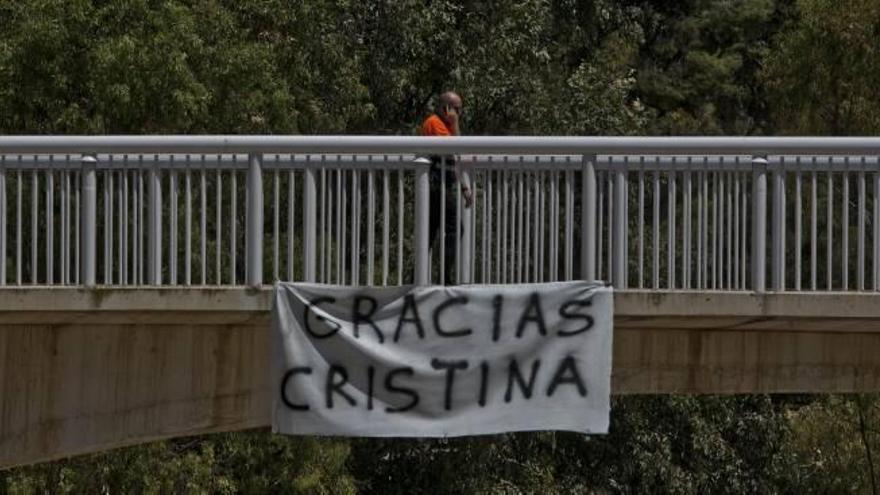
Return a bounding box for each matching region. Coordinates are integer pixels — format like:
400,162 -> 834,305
420,91 -> 472,284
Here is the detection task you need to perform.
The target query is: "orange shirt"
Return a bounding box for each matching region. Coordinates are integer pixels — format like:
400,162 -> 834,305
420,114 -> 453,136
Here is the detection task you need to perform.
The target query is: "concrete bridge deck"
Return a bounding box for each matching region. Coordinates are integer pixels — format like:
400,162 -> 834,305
2,288 -> 880,467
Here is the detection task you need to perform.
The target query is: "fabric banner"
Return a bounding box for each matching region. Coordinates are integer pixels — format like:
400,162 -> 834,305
272,281 -> 613,437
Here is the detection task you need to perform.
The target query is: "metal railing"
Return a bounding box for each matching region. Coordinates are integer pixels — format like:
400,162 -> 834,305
0,136 -> 879,292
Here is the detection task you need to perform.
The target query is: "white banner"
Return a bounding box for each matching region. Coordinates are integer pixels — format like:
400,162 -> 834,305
272,281 -> 613,437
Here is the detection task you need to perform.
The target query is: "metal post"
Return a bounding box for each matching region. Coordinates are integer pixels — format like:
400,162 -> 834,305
612,167 -> 627,288
581,155 -> 596,281
752,156 -> 768,293
246,153 -> 263,287
147,164 -> 162,285
771,160 -> 785,291
303,163 -> 317,282
81,154 -> 97,287
414,161 -> 430,285
460,164 -> 473,284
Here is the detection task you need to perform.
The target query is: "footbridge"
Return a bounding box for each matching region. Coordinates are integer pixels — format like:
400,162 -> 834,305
2,136 -> 880,467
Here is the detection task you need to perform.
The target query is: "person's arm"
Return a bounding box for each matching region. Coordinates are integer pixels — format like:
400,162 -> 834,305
445,105 -> 461,136
445,107 -> 470,206
455,159 -> 473,208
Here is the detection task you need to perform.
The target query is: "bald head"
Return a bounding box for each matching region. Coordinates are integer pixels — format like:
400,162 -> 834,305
439,91 -> 462,109
437,91 -> 463,128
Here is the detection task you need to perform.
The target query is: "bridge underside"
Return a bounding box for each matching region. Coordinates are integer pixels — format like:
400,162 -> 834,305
2,289 -> 880,468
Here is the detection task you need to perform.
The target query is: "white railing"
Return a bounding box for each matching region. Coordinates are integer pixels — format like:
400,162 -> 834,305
0,136 -> 879,292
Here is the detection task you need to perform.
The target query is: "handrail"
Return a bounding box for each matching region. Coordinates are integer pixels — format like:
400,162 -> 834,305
2,135 -> 880,154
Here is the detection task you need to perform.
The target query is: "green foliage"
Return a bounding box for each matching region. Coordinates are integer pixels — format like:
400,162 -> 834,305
634,0 -> 784,134
3,431 -> 354,494
762,0 -> 880,134
784,395 -> 880,493
3,0 -> 880,493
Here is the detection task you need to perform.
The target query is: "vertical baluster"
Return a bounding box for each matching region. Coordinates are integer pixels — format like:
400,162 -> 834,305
741,169 -> 748,288
352,165 -> 360,285
200,158 -> 207,285
288,166 -> 296,281
667,166 -> 676,289
81,155 -> 97,287
230,163 -> 237,285
367,165 -> 375,286
683,162 -> 692,289
465,162 -> 478,284
719,165 -> 726,288
148,156 -> 162,285
795,161 -> 802,291
704,163 -> 711,287
338,165 -> 347,284
320,164 -> 327,282
130,165 -> 136,284
827,167 -> 833,290
118,166 -> 125,285
565,168 -> 573,281
304,156 -> 317,282
712,170 -> 719,289
811,167 -> 817,290
549,166 -> 557,282
481,169 -> 489,282
652,167 -> 659,289
752,157 -> 768,293
498,170 -> 505,282
103,164 -> 109,284
16,167 -> 21,285
502,164 -> 509,283
325,161 -> 333,283
537,167 -> 544,283
726,170 -> 733,289
0,157 -> 5,285
340,167 -> 347,284
734,166 -> 741,289
456,161 -> 462,285
858,160 -> 866,291
874,164 -> 880,291
382,163 -> 390,285
185,157 -> 191,286
246,153 -> 263,288
523,170 -> 531,282
303,156 -> 316,283
46,165 -> 54,284
62,163 -> 69,285
637,159 -> 644,288
396,166 -> 403,285
697,169 -> 704,289
414,157 -> 430,285
606,169 -> 613,283
842,161 -> 849,290
170,161 -> 178,285
272,165 -> 279,281
438,158 -> 446,284
216,166 -> 222,285
611,159 -> 626,288
772,157 -> 785,291
507,170 -> 520,283
337,167 -> 343,284
75,169 -> 80,285
31,168 -> 38,284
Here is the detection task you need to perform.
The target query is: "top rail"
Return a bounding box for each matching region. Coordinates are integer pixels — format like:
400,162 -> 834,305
3,135 -> 880,155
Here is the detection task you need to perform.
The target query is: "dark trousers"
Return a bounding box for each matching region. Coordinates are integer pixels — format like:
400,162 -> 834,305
428,161 -> 458,284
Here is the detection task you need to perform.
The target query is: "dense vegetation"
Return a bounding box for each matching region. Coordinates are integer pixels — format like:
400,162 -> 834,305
2,0 -> 880,492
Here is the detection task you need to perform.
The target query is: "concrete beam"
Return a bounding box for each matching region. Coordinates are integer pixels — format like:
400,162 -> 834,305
2,288 -> 880,468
